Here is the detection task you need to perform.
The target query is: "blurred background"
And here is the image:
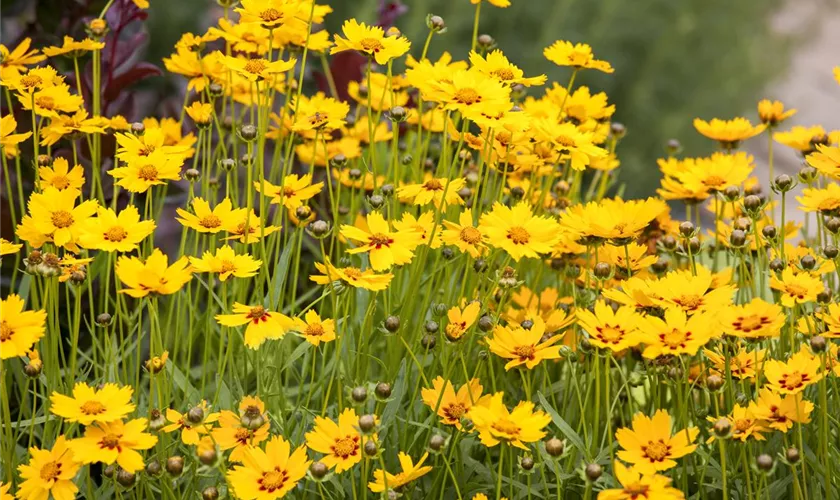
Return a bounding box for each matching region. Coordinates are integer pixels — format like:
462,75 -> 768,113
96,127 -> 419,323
2,0 -> 839,200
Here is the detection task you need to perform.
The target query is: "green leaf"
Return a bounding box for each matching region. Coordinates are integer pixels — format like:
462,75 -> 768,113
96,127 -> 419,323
538,392 -> 590,461
282,340 -> 311,372
167,362 -> 200,403
381,359 -> 407,428
270,243 -> 295,308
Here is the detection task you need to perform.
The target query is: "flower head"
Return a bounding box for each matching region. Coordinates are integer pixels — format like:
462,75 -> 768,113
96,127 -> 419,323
479,202 -> 561,261
616,410 -> 698,474
487,316 -> 564,370
331,19 -> 410,65
340,211 -> 423,271
368,452 -> 432,493
216,302 -> 294,349
544,41 -> 613,73
598,461 -> 685,500
693,117 -> 765,148
50,382 -> 135,425
79,205 -> 156,253
305,408 -> 368,473
0,294 -> 46,360
16,436 -> 81,500
117,249 -> 193,298
227,435 -> 311,499
468,392 -> 551,449
291,309 -> 336,346
190,245 -> 262,281
422,377 -> 489,429
68,418 -> 157,473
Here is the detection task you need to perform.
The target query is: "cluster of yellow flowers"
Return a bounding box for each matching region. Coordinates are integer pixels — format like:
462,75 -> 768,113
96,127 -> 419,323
3,0 -> 840,499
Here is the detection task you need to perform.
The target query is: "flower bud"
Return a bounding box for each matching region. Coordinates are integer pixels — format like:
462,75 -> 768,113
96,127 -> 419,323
706,374 -> 724,392
521,319 -> 534,331
145,460 -> 162,477
424,320 -> 439,333
817,288 -> 832,304
798,166 -> 817,184
810,335 -> 827,353
381,184 -> 395,197
826,217 -> 840,234
478,315 -> 494,332
666,139 -> 682,155
187,406 -> 205,424
773,174 -> 793,192
130,122 -> 145,135
96,313 -> 112,327
310,461 -> 328,480
584,463 -> 602,482
202,486 -> 220,500
368,194 -> 385,209
351,386 -> 368,403
103,465 -> 116,478
238,124 -> 257,141
363,440 -> 378,457
679,221 -> 695,238
713,418 -> 731,438
427,14 -> 446,32
545,437 -> 564,457
166,456 -> 184,476
429,434 -> 446,452
388,106 -> 406,122
185,168 -> 200,182
723,186 -> 741,202
309,220 -> 330,238
149,409 -> 166,431
756,454 -> 774,472
330,154 -> 347,168
729,229 -> 746,248
384,315 -> 400,333
473,258 -> 487,273
786,447 -> 800,464
823,245 -> 838,259
477,34 -> 495,50
421,334 -> 437,350
359,414 -> 376,434
375,382 -> 392,400
800,255 -> 816,271
593,262 -> 612,279
116,469 -> 136,487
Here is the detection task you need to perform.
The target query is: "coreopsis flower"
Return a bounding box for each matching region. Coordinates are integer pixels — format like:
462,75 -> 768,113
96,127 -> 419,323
810,302 -> 840,338
212,397 -> 271,463
763,350 -> 823,395
707,405 -> 769,442
392,211 -> 443,249
599,242 -> 658,275
79,206 -> 156,252
305,408 -> 368,473
479,201 -> 561,261
190,245 -> 262,282
16,436 -> 81,500
798,183 -> 840,214
43,36 -> 104,57
223,54 -> 297,82
807,144 -> 840,180
757,99 -> 796,126
405,51 -> 469,98
331,19 -> 410,65
291,310 -> 336,346
421,377 -> 489,429
235,0 -> 310,30
543,40 -> 614,73
6,66 -> 63,93
469,50 -> 546,87
704,346 -> 764,380
616,410 -> 698,474
163,48 -> 224,92
38,157 -> 85,191
427,69 -> 511,118
470,0 -> 511,6
18,84 -> 84,118
444,301 -> 481,341
68,418 -> 157,473
340,211 -> 423,271
530,119 -> 608,171
648,267 -> 735,314
769,267 -> 822,308
291,92 -> 349,134
397,175 -> 466,208
487,316 -> 564,370
559,197 -> 666,242
693,117 -> 766,149
114,127 -> 191,163
109,151 -> 184,193
598,462 -> 685,500
0,38 -> 46,79
185,101 -> 214,127
145,351 -> 169,374
116,248 -> 193,298
774,125 -> 827,153
718,298 -> 784,338
468,392 -> 551,449
347,72 -> 410,111
576,301 -> 643,352
50,382 -> 135,425
0,238 -> 22,256
310,257 -> 393,291
343,115 -> 394,143
636,308 -> 714,358
162,401 -> 220,445
57,256 -> 93,284
0,114 -> 32,157
441,209 -> 487,258
0,482 -> 11,500
749,388 -> 813,432
27,187 -> 98,250
670,152 -> 755,194
296,136 -> 362,166
176,197 -> 242,234
222,209 -> 281,244
210,18 -> 270,54
368,452 -> 432,493
0,294 -> 46,360
215,303 -> 294,349
255,174 -> 323,210
227,436 -> 311,499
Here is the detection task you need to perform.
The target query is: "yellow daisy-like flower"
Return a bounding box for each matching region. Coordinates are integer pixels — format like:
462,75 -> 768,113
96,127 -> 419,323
18,84 -> 84,118
470,0 -> 511,6
444,301 -> 482,341
114,127 -> 191,163
50,382 -> 135,425
797,183 -> 840,214
109,150 -> 184,193
693,117 -> 766,149
291,309 -> 336,346
0,113 -> 32,158
38,157 -> 85,191
291,92 -> 349,134
0,294 -> 46,360
703,347 -> 764,380
16,436 -> 81,500
116,248 -> 193,298
43,36 -> 105,57
368,452 -> 433,493
441,209 -> 487,258
310,257 -> 393,291
774,125 -> 827,153
0,37 -> 46,78
162,401 -> 220,445
636,308 -> 715,359
79,205 -> 156,253
757,99 -> 796,126
190,245 -> 262,282
235,0 -> 311,30
469,50 -> 546,87
223,54 -> 297,82
0,481 -> 11,500
598,461 -> 685,500
185,101 -> 214,126
718,298 -> 784,339
576,300 -> 643,352
479,201 -> 561,261
749,388 -> 813,432
707,405 -> 769,442
68,418 -> 158,473
255,174 -> 323,210
305,407 -> 368,473
0,238 -> 22,256
212,397 -> 271,463
421,377 -> 490,429
806,144 -> 840,180
215,302 -> 294,349
486,316 -> 563,370
392,211 -> 443,249
340,211 -> 423,271
397,174 -> 465,208
227,435 -> 311,499
648,267 -> 735,315
331,19 -> 411,65
559,197 -> 666,242
222,209 -> 281,244
543,40 -> 614,73
763,350 -> 823,395
176,197 -> 242,234
27,187 -> 98,250
810,302 -> 840,338
615,410 -> 698,474
427,69 -> 511,118
468,392 -> 551,449
769,267 -> 823,308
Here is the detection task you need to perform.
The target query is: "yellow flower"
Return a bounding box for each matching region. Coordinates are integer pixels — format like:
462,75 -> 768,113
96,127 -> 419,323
392,211 -> 443,249
291,309 -> 336,346
422,377 -> 490,429
576,301 -> 642,351
235,0 -> 311,30
227,435 -> 311,499
296,136 -> 362,166
222,209 -> 281,244
707,405 -> 769,442
27,187 -> 98,250
39,158 -> 84,192
163,48 -> 224,92
185,101 -> 214,126
144,351 -> 169,374
50,382 -> 135,425
806,144 -> 840,180
479,201 -> 561,261
6,66 -> 63,93
0,481 -> 11,500
368,452 -> 432,493
0,113 -> 32,158
636,308 -> 714,358
291,92 -> 349,134
809,302 -> 840,338
693,117 -> 766,148
0,238 -> 22,256
704,346 -> 764,380
749,388 -> 813,432
598,461 -> 685,500
774,125 -> 826,153
222,54 -> 297,82
215,302 -> 294,349
132,0 -> 149,8
190,245 -> 262,282
441,209 -> 487,258
797,183 -> 840,214
615,410 -> 698,474
559,197 -> 666,242
162,401 -> 220,445
331,19 -> 411,65
0,294 -> 46,360
16,436 -> 81,500
109,150 -> 184,193
255,174 -> 323,210
669,152 -> 754,194
79,205 -> 156,253
405,52 -> 469,98
176,197 -> 242,234
114,127 -> 190,164
116,248 -> 193,298
544,40 -> 614,73
470,0 -> 511,6
757,99 -> 796,126
468,392 -> 551,449
310,257 -> 393,291
397,175 -> 465,208
469,50 -> 546,87
769,267 -> 823,308
600,242 -> 658,276
648,267 -> 735,314
763,350 -> 823,395
0,38 -> 46,79
18,84 -> 84,118
212,397 -> 271,463
305,407 -> 368,473
718,298 -> 784,339
68,418 -> 158,473
340,211 -> 423,271
427,69 -> 511,118
43,36 -> 105,57
209,18 -> 270,54
444,301 -> 481,341
487,316 -> 563,370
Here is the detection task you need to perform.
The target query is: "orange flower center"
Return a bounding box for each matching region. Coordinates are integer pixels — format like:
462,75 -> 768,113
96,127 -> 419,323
782,372 -> 806,390
138,164 -> 158,181
554,135 -> 575,148
51,210 -> 74,229
244,58 -> 268,75
623,483 -> 650,496
39,461 -> 61,482
674,294 -> 702,311
0,322 -> 12,342
234,428 -> 251,443
733,314 -> 767,332
259,8 -> 283,22
259,468 -> 288,493
785,284 -> 808,299
332,436 -> 359,458
513,344 -> 536,360
491,68 -> 515,81
199,214 -> 222,228
304,323 -> 325,337
359,38 -> 384,52
423,179 -> 443,191
596,325 -> 624,343
661,328 -> 689,349
219,260 -> 237,274
734,418 -> 752,432
343,267 -> 362,280
445,323 -> 466,340
643,440 -> 670,461
51,175 -> 70,190
248,306 -> 267,321
443,402 -> 467,420
100,433 -> 121,449
104,226 -> 128,242
80,400 -> 106,415
35,96 -> 55,110
507,226 -> 530,245
20,75 -> 43,88
459,226 -> 482,244
492,417 -> 521,436
454,88 -> 481,105
368,233 -> 393,248
283,186 -> 296,197
307,112 -> 327,127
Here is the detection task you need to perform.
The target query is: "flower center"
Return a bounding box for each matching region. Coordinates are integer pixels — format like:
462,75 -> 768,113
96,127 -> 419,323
219,260 -> 237,274
259,8 -> 283,22
39,461 -> 61,482
35,96 -> 55,109
624,483 -> 650,496
343,267 -> 362,280
283,186 -> 296,197
643,440 -> 670,461
443,402 -> 467,420
369,233 -> 393,248
138,164 -> 158,181
51,210 -> 74,228
423,179 -> 443,191
0,322 -> 12,342
259,468 -> 288,492
554,135 -> 576,148
454,88 -> 481,105
704,175 -> 726,189
674,294 -> 702,311
104,226 -> 128,242
244,58 -> 268,75
308,112 -> 327,127
491,68 -> 515,81
51,175 -> 70,190
359,38 -> 384,52
234,428 -> 251,443
20,75 -> 43,88
459,226 -> 482,244
785,284 -> 808,299
304,323 -> 325,337
332,436 -> 359,458
735,314 -> 766,332
734,418 -> 752,432
100,433 -> 121,449
199,214 -> 222,228
248,306 -> 268,321
80,400 -> 106,415
492,418 -> 521,436
507,226 -> 530,245
783,372 -> 805,389
661,328 -> 689,348
596,325 -> 623,343
513,344 -> 536,360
